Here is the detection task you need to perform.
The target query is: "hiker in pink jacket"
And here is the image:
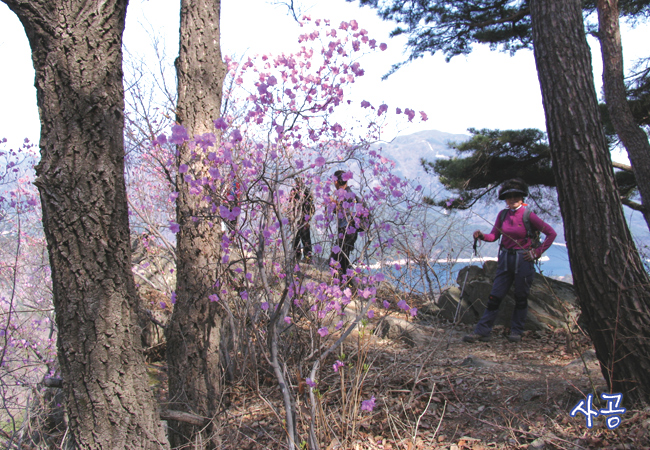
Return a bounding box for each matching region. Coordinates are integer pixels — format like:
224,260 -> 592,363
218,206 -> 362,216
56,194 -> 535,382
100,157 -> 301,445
463,179 -> 557,343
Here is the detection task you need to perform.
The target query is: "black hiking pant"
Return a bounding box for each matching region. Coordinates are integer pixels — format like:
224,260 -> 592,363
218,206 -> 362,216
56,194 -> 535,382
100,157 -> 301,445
293,224 -> 312,260
330,228 -> 357,278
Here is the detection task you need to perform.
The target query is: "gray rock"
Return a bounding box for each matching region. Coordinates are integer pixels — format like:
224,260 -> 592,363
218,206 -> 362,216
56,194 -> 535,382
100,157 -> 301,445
528,436 -> 547,450
437,262 -> 579,332
376,316 -> 433,347
522,389 -> 543,401
564,349 -> 598,370
459,355 -> 498,368
418,300 -> 442,318
437,286 -> 481,325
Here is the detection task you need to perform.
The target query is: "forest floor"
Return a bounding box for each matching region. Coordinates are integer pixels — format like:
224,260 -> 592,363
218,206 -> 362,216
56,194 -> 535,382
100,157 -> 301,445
142,255 -> 650,450
152,292 -> 650,450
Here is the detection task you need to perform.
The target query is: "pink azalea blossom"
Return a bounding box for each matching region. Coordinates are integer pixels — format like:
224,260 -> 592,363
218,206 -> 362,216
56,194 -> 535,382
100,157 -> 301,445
219,205 -> 241,221
213,117 -> 228,130
404,108 -> 416,121
230,129 -> 243,142
361,396 -> 376,412
154,134 -> 167,145
170,124 -> 189,144
318,327 -> 329,337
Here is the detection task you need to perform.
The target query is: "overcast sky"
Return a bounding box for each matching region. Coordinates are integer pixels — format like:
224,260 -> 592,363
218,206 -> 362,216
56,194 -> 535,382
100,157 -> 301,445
1,0 -> 648,152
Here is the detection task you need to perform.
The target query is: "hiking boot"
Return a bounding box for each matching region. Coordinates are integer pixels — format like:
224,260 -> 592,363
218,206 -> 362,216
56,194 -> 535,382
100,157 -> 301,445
507,334 -> 522,342
462,333 -> 491,343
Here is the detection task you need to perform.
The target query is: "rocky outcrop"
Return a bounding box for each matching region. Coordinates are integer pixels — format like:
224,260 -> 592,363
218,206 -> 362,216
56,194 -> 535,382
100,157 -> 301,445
375,316 -> 440,347
437,261 -> 579,331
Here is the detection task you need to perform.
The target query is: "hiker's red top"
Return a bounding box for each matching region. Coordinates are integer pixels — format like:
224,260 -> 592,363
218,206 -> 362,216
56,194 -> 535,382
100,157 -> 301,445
482,207 -> 557,257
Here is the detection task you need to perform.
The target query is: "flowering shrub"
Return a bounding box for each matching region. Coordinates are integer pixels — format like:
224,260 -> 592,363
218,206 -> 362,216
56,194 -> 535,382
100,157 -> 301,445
0,139 -> 56,445
0,15 -> 462,448
145,17 -> 431,446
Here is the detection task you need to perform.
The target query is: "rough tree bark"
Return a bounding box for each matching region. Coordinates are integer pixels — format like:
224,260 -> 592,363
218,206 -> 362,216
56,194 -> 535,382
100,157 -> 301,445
530,0 -> 650,404
165,0 -> 228,447
1,0 -> 168,447
597,0 -> 650,232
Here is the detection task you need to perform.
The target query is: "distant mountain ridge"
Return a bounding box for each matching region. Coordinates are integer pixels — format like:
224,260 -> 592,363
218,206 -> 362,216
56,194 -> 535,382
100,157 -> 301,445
372,129 -> 469,189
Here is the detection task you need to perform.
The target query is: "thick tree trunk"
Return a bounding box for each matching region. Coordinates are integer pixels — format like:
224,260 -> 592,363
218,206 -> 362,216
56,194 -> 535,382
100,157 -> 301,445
1,0 -> 168,447
166,0 -> 228,447
530,0 -> 650,405
597,0 -> 650,232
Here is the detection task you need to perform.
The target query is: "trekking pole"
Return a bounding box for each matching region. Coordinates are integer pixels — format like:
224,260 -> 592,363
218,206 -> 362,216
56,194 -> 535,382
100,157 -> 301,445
446,237 -> 479,349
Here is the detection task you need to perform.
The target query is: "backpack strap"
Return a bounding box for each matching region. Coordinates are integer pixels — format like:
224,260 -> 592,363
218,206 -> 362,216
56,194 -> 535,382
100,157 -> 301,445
498,209 -> 508,226
523,208 -> 532,237
522,208 -> 542,248
497,209 -> 508,247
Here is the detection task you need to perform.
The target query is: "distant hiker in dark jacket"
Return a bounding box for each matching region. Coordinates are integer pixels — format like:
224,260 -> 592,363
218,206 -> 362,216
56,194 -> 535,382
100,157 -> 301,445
329,169 -> 367,280
289,176 -> 315,262
463,178 -> 557,343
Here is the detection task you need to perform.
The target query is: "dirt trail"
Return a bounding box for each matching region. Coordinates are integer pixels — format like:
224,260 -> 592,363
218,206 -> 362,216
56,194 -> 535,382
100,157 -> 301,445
217,313 -> 650,449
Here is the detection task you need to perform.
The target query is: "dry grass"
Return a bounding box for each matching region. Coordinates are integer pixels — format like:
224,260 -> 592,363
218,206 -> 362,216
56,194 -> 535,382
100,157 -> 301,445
193,304 -> 650,450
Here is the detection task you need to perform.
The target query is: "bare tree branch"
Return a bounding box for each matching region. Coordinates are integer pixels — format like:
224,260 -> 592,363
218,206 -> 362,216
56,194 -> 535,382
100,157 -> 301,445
612,160 -> 633,171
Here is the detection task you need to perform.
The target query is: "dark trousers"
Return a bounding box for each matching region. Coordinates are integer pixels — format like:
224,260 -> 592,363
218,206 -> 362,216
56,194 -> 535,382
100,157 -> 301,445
330,228 -> 357,278
474,249 -> 535,336
293,224 -> 312,260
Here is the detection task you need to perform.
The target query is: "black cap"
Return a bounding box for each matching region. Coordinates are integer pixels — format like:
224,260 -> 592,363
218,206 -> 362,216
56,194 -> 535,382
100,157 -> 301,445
498,178 -> 529,200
